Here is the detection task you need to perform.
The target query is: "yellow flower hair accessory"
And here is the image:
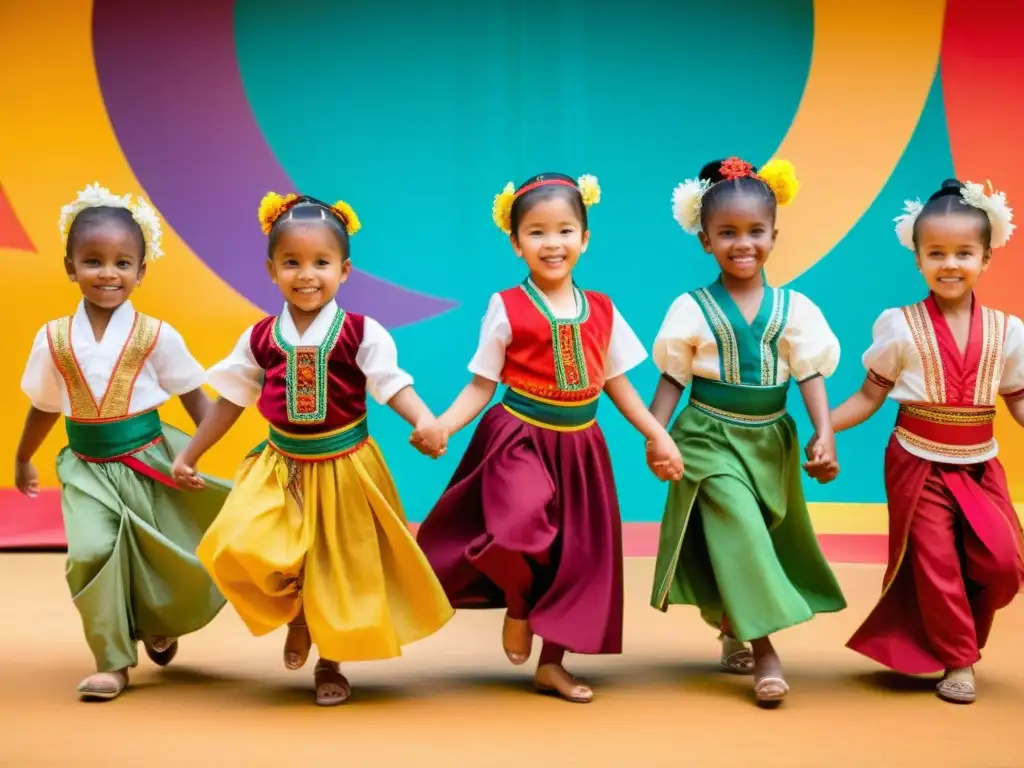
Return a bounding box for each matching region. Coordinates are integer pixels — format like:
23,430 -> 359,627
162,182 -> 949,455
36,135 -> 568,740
258,192 -> 298,234
578,174 -> 601,207
331,200 -> 361,236
58,182 -> 165,260
492,182 -> 516,234
758,158 -> 800,206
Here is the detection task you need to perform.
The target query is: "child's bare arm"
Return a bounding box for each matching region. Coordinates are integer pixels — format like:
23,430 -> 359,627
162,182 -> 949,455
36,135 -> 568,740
178,388 -> 213,428
649,375 -> 684,428
14,407 -> 62,497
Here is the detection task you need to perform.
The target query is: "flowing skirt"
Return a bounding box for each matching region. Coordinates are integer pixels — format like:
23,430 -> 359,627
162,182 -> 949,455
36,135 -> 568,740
651,405 -> 846,642
58,424 -> 230,672
847,437 -> 1023,674
416,404 -> 623,655
196,438 -> 454,662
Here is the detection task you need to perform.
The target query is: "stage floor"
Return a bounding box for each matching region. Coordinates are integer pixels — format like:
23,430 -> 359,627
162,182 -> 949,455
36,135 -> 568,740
1,556 -> 1020,766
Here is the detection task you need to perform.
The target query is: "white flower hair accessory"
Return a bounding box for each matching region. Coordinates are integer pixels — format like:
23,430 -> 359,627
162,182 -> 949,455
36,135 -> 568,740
893,181 -> 1015,251
893,199 -> 924,251
961,180 -> 1015,248
671,177 -> 712,235
58,182 -> 165,260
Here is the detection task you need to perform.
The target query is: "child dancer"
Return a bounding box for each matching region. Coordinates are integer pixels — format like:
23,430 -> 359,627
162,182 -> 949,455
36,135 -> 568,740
647,157 -> 847,705
15,183 -> 230,700
827,178 -> 1024,704
412,173 -> 683,704
170,193 -> 453,706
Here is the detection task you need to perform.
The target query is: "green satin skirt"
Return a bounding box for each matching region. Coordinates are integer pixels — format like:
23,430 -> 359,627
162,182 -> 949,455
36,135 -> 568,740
650,380 -> 846,642
57,419 -> 230,672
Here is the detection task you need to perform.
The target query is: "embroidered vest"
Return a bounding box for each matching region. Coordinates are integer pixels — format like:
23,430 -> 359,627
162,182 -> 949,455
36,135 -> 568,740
498,281 -> 613,402
249,310 -> 368,434
46,313 -> 162,421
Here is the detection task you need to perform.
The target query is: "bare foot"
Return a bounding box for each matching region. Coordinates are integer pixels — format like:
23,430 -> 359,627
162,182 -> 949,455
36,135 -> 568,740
314,659 -> 351,706
502,613 -> 532,665
937,667 -> 976,704
284,619 -> 311,670
77,668 -> 129,701
144,635 -> 179,666
750,637 -> 788,705
534,663 -> 593,703
720,634 -> 754,675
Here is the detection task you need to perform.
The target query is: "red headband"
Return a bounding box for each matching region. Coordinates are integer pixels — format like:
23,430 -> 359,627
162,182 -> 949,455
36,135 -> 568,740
514,177 -> 578,198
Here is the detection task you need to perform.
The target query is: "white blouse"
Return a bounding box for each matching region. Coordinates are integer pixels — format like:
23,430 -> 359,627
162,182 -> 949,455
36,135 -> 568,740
468,281 -> 649,382
652,288 -> 840,387
862,305 -> 1024,463
207,301 -> 413,408
20,300 -> 206,415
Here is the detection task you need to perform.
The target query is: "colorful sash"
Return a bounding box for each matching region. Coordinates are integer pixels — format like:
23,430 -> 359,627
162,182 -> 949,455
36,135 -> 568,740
688,376 -> 789,427
501,387 -> 599,431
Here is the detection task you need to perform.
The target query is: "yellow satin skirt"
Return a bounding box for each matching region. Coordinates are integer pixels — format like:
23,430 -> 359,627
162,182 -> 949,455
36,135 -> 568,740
196,439 -> 454,662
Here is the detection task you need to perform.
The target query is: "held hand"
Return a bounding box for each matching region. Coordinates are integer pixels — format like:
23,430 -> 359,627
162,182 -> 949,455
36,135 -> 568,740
645,432 -> 684,482
803,432 -> 839,484
410,418 -> 449,459
170,455 -> 206,491
14,460 -> 39,499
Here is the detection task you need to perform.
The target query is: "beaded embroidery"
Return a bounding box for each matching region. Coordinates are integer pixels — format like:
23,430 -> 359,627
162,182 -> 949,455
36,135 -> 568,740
271,308 -> 345,424
520,280 -> 591,392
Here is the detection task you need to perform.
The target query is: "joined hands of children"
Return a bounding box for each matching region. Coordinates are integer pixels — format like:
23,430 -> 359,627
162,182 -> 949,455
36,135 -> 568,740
646,432 -> 685,482
410,417 -> 449,459
171,455 -> 207,491
803,432 -> 839,484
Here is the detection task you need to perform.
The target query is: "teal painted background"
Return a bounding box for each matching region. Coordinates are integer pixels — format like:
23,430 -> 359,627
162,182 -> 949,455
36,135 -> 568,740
231,1 -> 953,521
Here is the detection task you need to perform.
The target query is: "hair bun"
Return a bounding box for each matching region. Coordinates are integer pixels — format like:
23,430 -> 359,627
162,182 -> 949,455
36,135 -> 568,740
698,160 -> 726,184
928,178 -> 964,202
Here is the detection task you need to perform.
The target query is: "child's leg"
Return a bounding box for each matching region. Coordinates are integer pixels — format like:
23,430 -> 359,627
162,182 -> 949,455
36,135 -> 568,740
533,641 -> 593,703
468,538 -> 539,665
283,570 -> 311,670
313,658 -> 351,706
749,635 -> 788,703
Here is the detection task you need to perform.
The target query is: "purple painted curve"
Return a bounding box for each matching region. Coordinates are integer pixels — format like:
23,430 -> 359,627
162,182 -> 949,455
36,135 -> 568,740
91,0 -> 455,328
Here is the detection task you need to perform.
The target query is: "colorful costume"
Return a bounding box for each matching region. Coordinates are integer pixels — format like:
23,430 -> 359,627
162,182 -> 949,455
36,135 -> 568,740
197,301 -> 453,662
847,295 -> 1024,674
19,300 -> 229,672
650,278 -> 847,641
416,279 -> 647,655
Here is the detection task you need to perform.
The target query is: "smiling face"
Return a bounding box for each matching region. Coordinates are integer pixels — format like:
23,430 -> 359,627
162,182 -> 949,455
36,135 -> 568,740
266,221 -> 350,314
697,193 -> 777,282
914,212 -> 990,303
65,216 -> 146,309
511,195 -> 589,290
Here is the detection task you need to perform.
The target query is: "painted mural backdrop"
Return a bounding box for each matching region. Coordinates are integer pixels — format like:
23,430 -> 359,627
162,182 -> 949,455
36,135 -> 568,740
1,0 -> 1021,524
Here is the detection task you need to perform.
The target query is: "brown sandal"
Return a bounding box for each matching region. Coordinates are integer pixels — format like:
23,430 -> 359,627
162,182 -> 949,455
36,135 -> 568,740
534,663 -> 593,704
284,621 -> 311,670
314,660 -> 351,706
144,636 -> 179,667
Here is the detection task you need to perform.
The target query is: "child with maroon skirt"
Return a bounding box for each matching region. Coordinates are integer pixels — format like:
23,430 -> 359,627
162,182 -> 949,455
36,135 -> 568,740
412,173 -> 683,703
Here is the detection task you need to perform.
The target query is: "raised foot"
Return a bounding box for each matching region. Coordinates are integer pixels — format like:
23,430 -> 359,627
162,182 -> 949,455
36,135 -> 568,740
534,663 -> 593,704
144,636 -> 179,667
720,636 -> 754,675
503,614 -> 532,666
284,621 -> 312,671
314,659 -> 351,707
77,669 -> 129,701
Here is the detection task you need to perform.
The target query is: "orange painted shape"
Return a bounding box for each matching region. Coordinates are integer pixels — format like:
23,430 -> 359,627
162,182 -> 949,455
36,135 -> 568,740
763,0 -> 945,287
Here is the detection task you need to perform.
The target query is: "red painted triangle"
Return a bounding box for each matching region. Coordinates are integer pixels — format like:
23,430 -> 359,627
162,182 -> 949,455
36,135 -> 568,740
0,183 -> 35,252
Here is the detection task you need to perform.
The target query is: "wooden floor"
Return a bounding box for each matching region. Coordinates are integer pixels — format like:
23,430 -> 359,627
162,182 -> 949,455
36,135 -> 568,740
2,555 -> 1021,767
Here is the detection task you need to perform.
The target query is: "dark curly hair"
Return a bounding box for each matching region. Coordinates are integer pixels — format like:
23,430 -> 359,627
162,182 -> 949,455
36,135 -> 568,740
509,173 -> 588,235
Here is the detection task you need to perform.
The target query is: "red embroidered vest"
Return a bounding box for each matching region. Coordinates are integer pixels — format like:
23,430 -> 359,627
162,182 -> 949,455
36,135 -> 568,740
498,282 -> 613,401
249,309 -> 367,434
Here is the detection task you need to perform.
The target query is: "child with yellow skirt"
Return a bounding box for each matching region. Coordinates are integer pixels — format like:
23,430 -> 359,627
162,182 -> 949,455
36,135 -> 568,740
171,193 -> 453,706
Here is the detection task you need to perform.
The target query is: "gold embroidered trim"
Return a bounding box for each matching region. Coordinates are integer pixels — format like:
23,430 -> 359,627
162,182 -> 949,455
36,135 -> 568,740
689,398 -> 786,426
902,302 -> 945,403
899,404 -> 996,425
973,307 -> 1004,405
46,313 -> 162,421
694,288 -> 740,385
893,426 -> 994,460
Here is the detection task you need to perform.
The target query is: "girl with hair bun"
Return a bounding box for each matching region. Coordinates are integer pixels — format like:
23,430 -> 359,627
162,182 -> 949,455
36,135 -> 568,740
828,178 -> 1024,704
649,157 -> 847,706
413,173 -> 682,703
172,193 -> 453,706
